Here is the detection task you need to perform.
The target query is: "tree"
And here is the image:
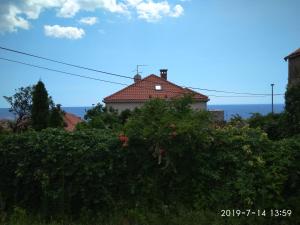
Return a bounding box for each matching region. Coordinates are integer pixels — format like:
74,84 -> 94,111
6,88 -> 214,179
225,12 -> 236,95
48,104 -> 65,128
248,113 -> 285,140
119,109 -> 132,124
31,81 -> 49,131
81,103 -> 121,130
285,85 -> 300,136
3,86 -> 33,132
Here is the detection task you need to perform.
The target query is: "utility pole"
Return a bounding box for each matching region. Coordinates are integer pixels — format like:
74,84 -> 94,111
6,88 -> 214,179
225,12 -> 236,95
271,83 -> 274,114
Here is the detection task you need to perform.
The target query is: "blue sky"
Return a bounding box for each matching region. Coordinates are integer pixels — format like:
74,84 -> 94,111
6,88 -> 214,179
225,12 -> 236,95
0,0 -> 299,107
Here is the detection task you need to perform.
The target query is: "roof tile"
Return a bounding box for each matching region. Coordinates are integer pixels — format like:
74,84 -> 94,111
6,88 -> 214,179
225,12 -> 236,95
104,74 -> 209,103
64,112 -> 82,131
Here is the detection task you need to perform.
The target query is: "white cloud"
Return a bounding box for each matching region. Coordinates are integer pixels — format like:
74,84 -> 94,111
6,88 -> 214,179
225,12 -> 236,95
126,0 -> 143,7
0,4 -> 30,33
136,1 -> 170,22
0,0 -> 127,33
0,0 -> 184,34
169,4 -> 184,18
79,16 -> 98,25
57,0 -> 80,18
134,0 -> 184,22
44,25 -> 85,39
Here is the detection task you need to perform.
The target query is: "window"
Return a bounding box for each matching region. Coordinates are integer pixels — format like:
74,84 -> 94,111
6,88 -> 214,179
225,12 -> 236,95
155,85 -> 162,90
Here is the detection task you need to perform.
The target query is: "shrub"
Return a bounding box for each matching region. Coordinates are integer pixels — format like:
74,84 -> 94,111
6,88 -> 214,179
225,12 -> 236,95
248,112 -> 286,140
0,98 -> 299,225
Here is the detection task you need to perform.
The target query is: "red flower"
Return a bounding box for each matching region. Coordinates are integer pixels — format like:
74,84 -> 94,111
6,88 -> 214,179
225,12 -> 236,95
119,134 -> 128,143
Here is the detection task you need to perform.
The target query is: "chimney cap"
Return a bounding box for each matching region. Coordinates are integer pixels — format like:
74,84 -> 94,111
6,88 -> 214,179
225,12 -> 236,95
160,69 -> 168,80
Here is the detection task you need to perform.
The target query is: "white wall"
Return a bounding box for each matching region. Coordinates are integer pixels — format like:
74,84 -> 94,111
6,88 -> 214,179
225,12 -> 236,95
106,101 -> 207,112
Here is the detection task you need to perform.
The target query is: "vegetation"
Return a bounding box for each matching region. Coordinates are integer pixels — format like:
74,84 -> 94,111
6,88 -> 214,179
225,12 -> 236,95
248,112 -> 286,140
31,81 -> 50,131
2,81 -> 64,133
76,103 -> 133,131
285,85 -> 300,136
0,95 -> 299,225
48,104 -> 65,129
3,86 -> 33,132
244,83 -> 300,140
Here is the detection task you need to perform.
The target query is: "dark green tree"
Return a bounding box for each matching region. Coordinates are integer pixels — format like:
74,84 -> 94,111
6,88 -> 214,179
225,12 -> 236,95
119,109 -> 132,124
285,85 -> 300,136
48,104 -> 65,128
81,103 -> 120,130
3,86 -> 33,132
31,81 -> 49,131
248,112 -> 285,140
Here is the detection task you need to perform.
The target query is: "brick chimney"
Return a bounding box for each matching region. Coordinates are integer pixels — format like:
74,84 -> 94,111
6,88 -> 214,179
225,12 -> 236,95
160,69 -> 168,80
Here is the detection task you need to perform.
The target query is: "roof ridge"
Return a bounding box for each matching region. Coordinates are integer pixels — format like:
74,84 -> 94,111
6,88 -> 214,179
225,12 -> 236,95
103,75 -> 152,102
284,48 -> 300,61
103,74 -> 208,103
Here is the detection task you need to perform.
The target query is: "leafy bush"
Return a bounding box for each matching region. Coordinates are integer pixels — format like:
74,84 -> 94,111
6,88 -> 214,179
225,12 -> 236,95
0,97 -> 299,225
0,129 -> 124,217
248,112 -> 286,140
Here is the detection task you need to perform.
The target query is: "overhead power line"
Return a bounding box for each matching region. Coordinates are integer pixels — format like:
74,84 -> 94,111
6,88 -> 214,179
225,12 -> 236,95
0,45 -> 284,96
0,46 -> 131,80
0,57 -> 128,86
0,57 -> 283,99
184,86 -> 283,96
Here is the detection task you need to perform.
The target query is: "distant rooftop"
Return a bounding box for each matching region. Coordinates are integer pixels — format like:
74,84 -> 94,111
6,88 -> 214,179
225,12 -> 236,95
284,48 -> 300,61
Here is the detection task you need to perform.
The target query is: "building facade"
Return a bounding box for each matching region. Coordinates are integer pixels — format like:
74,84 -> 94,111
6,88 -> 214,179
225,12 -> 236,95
284,48 -> 300,87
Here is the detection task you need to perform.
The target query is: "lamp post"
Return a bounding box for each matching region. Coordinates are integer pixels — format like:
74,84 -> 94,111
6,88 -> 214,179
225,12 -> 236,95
271,83 -> 274,114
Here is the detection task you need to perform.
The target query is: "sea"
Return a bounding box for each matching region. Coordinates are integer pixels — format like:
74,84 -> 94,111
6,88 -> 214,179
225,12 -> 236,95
0,104 -> 285,121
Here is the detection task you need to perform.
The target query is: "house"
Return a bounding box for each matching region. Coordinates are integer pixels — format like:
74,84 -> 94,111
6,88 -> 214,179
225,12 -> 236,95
103,69 -> 209,112
63,112 -> 82,131
284,48 -> 300,87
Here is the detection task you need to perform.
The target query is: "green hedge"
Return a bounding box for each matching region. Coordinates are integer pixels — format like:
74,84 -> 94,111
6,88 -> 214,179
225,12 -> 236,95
0,129 -> 125,217
0,99 -> 299,224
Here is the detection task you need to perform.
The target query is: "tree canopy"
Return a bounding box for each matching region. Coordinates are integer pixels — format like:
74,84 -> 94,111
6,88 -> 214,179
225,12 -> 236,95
31,81 -> 50,131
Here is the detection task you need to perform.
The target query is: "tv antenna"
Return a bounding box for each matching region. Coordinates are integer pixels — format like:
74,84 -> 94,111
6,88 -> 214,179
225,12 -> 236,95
134,64 -> 148,75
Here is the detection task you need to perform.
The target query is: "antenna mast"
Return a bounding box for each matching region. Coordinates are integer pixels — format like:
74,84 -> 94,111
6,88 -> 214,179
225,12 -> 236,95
136,64 -> 147,75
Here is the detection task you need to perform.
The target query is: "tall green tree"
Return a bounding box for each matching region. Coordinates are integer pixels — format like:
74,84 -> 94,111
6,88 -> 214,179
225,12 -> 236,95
285,84 -> 300,136
31,81 -> 49,131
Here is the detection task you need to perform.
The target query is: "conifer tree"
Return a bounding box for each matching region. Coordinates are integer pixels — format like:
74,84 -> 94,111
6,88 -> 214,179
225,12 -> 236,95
31,80 -> 49,130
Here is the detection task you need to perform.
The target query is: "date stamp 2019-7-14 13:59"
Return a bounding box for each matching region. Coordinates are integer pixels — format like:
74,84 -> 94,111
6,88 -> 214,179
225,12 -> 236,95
220,209 -> 293,217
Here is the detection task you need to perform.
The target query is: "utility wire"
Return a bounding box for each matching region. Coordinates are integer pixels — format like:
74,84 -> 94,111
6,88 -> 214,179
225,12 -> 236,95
0,46 -> 131,79
0,46 -> 284,96
0,57 -> 186,96
0,57 -> 282,99
0,57 -> 128,86
184,86 -> 283,96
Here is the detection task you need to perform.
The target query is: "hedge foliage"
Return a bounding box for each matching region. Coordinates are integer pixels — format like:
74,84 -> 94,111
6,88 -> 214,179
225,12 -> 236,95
0,98 -> 299,225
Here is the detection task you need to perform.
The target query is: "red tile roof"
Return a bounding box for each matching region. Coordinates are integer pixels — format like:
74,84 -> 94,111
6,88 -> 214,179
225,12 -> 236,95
103,74 -> 209,103
63,112 -> 82,131
284,48 -> 300,61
